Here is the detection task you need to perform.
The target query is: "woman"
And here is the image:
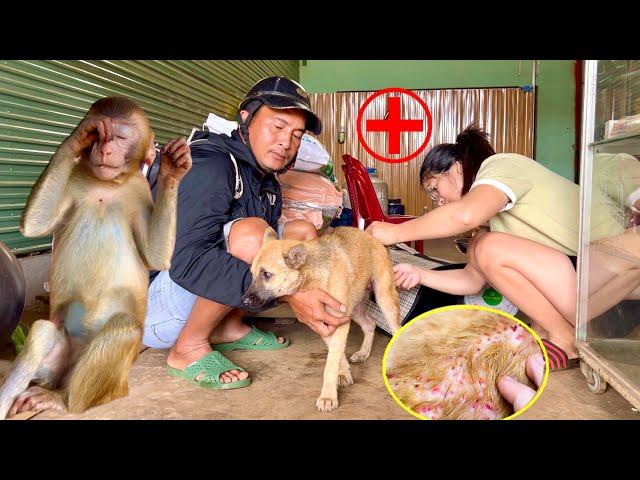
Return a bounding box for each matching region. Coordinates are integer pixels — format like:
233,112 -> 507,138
367,125 -> 620,371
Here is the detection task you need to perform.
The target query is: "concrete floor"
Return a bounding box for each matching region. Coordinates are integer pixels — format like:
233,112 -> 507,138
1,236 -> 638,420
0,318 -> 637,420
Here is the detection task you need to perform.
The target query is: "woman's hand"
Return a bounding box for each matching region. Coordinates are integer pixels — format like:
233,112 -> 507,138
497,353 -> 545,411
365,221 -> 399,245
393,263 -> 422,290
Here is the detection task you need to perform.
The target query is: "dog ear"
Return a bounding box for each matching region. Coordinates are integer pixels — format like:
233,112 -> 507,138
284,244 -> 307,269
263,227 -> 278,245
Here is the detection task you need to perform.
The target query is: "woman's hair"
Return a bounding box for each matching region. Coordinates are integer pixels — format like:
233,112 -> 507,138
419,124 -> 496,195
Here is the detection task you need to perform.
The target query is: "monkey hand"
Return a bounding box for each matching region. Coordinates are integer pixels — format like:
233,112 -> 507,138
67,116 -> 115,157
159,138 -> 193,189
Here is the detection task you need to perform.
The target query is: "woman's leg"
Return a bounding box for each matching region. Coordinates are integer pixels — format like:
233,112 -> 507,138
585,228 -> 640,319
468,231 -> 578,359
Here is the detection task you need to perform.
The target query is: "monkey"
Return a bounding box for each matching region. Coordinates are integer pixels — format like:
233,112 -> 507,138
385,309 -> 542,420
0,96 -> 192,419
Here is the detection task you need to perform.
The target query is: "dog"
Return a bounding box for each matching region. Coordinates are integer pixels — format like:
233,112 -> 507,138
242,226 -> 400,412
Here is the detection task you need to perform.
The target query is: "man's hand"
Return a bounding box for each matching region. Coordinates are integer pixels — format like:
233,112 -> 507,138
365,221 -> 399,246
159,138 -> 192,189
283,288 -> 349,337
393,263 -> 422,290
497,353 -> 545,412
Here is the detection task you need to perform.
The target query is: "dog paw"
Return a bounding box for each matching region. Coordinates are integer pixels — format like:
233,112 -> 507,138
338,372 -> 354,388
316,396 -> 339,412
350,350 -> 370,363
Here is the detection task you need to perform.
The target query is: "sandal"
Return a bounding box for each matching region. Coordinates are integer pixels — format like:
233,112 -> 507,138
211,325 -> 290,352
542,339 -> 580,371
166,351 -> 252,390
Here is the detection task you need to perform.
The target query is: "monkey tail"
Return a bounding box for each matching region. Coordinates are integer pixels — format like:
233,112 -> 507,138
65,313 -> 142,414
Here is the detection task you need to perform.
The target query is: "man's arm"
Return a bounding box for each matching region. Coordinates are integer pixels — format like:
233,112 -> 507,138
167,149 -> 256,309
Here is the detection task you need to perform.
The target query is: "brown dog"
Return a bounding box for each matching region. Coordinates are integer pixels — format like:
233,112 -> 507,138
242,226 -> 400,412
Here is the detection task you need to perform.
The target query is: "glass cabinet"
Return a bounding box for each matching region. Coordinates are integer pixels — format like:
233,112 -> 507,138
577,60 -> 640,408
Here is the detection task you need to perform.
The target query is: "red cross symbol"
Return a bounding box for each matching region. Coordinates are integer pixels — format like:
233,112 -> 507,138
366,96 -> 423,154
357,87 -> 432,164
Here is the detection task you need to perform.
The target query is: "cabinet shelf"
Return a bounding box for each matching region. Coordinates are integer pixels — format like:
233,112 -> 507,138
577,60 -> 640,411
590,132 -> 640,149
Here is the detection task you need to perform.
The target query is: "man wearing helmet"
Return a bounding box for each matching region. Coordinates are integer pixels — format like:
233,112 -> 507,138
143,77 -> 349,390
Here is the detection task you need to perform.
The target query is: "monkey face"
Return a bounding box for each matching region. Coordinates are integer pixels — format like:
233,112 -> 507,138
86,115 -> 149,182
246,106 -> 306,173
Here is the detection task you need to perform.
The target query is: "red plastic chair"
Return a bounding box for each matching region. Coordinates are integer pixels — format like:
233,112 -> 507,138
342,154 -> 423,254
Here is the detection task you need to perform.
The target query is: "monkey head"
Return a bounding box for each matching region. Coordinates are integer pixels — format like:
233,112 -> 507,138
81,97 -> 156,182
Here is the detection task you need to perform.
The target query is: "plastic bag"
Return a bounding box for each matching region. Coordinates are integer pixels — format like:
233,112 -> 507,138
203,113 -> 237,136
278,170 -> 343,230
295,135 -> 336,183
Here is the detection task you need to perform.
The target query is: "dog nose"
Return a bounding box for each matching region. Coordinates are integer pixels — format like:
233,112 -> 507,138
242,294 -> 258,306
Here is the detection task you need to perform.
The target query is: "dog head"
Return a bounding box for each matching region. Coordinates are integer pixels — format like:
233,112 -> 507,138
241,227 -> 307,309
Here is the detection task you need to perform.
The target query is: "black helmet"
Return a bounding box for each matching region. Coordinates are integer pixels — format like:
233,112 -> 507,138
238,76 -> 322,135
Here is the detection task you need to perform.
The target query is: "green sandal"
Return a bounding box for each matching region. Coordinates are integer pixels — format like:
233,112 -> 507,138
211,325 -> 290,352
166,351 -> 252,390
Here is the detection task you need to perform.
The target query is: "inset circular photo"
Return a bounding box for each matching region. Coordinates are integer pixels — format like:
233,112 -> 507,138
383,305 -> 548,420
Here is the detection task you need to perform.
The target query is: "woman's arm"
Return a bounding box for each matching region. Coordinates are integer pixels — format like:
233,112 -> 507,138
418,264 -> 486,296
366,184 -> 509,245
394,262 -> 486,296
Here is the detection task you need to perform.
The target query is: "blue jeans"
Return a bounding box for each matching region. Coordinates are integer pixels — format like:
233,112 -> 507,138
143,270 -> 198,349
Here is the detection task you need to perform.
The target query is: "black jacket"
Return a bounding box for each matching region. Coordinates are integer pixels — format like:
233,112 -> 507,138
149,129 -> 282,310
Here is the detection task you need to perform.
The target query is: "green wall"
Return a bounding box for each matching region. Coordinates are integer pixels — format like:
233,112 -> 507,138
300,60 -> 576,180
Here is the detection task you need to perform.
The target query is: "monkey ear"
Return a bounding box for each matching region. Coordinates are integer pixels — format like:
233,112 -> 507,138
263,227 -> 278,245
284,244 -> 307,269
144,139 -> 157,166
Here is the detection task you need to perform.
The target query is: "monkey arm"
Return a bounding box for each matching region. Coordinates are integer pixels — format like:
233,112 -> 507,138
20,143 -> 76,237
134,181 -> 179,271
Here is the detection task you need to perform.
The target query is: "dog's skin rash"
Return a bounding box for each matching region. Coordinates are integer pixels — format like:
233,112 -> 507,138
386,310 -> 541,420
243,226 -> 400,412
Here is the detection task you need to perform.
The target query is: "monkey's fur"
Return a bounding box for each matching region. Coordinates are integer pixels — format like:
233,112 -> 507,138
0,97 -> 190,418
386,309 -> 541,420
242,226 -> 401,412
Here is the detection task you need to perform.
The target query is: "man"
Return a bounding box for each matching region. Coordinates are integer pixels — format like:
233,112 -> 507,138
143,76 -> 349,390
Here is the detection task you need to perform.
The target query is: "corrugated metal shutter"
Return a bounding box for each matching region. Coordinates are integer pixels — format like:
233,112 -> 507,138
0,60 -> 299,255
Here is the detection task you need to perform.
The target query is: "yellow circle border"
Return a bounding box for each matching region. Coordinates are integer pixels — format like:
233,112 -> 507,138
381,304 -> 550,420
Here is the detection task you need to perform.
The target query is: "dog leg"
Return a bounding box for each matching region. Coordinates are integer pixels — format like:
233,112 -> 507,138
322,334 -> 352,387
338,354 -> 353,387
317,322 -> 350,412
373,261 -> 402,334
350,302 -> 376,363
